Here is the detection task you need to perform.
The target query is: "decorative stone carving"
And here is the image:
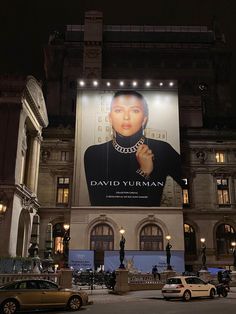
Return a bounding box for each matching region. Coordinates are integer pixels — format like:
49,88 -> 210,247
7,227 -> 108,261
196,150 -> 207,164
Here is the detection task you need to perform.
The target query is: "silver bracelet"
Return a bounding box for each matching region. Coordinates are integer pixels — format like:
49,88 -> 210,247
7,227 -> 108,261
136,168 -> 150,180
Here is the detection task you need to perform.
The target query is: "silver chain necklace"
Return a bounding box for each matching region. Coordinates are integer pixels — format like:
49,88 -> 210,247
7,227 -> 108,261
112,136 -> 145,154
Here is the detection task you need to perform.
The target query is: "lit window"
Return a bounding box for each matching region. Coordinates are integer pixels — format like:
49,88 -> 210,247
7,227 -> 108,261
217,178 -> 230,205
54,236 -> 64,253
57,177 -> 70,204
182,178 -> 190,205
215,152 -> 225,163
61,151 -> 70,161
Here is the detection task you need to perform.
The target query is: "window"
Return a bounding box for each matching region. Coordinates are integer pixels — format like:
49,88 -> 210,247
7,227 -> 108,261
53,223 -> 70,254
216,152 -> 225,163
182,178 -> 190,206
90,224 -> 114,251
216,224 -> 236,255
57,177 -> 70,204
61,151 -> 70,161
140,224 -> 163,251
217,178 -> 230,205
184,224 -> 196,255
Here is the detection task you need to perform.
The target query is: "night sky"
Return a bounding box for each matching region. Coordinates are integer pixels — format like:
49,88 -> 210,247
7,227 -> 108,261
1,0 -> 236,107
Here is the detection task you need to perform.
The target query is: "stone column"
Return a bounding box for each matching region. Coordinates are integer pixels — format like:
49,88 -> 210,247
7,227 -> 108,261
27,131 -> 42,193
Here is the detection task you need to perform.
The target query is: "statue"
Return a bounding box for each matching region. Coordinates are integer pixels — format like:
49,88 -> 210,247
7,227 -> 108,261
166,242 -> 172,270
201,243 -> 207,269
233,247 -> 236,269
119,235 -> 126,269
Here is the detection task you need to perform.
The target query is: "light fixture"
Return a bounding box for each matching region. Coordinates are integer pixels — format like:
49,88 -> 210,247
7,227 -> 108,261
106,82 -> 111,87
93,81 -> 98,87
119,227 -> 125,235
0,193 -> 8,222
0,202 -> 7,215
145,81 -> 151,87
119,81 -> 124,86
169,81 -> 174,87
79,80 -> 85,87
63,223 -> 70,231
200,238 -> 206,244
132,81 -> 137,87
159,82 -> 163,86
166,235 -> 171,241
231,242 -> 236,247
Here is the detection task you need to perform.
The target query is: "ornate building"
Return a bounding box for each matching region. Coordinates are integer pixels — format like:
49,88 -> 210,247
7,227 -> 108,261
0,75 -> 48,257
38,11 -> 236,272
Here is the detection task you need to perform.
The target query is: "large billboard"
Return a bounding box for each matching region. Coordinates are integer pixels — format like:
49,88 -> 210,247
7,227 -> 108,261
75,89 -> 181,207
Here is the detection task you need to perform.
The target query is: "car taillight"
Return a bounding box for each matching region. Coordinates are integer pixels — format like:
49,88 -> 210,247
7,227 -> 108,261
176,284 -> 184,288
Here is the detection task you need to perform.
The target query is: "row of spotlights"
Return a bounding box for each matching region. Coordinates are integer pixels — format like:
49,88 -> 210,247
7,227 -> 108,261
79,81 -> 174,87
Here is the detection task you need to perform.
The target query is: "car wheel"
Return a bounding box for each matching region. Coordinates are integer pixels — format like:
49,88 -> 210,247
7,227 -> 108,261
222,290 -> 228,297
210,288 -> 215,298
1,299 -> 19,314
67,296 -> 82,311
183,290 -> 191,301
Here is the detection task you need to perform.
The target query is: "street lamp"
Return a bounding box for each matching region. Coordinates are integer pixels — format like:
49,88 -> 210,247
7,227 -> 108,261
63,223 -> 71,268
119,227 -> 126,269
165,235 -> 172,270
231,241 -> 236,269
200,238 -> 207,270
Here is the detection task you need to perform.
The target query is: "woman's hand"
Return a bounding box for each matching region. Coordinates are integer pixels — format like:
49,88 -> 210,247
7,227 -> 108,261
136,144 -> 154,175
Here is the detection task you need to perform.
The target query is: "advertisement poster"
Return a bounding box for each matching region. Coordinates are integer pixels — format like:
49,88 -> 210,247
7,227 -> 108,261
69,250 -> 94,270
76,89 -> 181,207
104,250 -> 185,273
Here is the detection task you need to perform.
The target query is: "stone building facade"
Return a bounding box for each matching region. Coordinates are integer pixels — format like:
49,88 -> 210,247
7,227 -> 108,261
38,11 -> 236,272
0,75 -> 48,257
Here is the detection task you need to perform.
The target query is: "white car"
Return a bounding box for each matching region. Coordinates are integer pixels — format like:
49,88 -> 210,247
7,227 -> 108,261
162,276 -> 216,301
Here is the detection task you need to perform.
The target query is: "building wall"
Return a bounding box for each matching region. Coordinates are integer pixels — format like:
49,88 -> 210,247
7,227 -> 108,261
38,11 -> 236,270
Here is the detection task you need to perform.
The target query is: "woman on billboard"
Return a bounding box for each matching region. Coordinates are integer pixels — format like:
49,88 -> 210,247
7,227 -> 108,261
84,90 -> 182,206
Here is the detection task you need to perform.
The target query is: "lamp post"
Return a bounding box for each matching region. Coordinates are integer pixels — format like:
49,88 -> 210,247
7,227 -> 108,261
165,235 -> 172,270
63,223 -> 71,268
119,227 -> 126,269
200,238 -> 207,270
231,241 -> 236,270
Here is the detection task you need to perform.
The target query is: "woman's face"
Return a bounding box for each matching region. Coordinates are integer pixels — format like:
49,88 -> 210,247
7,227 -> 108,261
109,95 -> 147,137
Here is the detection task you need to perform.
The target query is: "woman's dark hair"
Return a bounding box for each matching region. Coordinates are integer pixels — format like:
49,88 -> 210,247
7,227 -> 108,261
111,90 -> 149,117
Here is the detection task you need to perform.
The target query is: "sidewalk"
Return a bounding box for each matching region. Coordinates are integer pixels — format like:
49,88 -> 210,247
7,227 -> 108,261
86,287 -> 236,304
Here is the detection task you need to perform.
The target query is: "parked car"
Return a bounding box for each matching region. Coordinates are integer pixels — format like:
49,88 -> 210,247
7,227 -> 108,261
162,276 -> 216,301
0,279 -> 89,314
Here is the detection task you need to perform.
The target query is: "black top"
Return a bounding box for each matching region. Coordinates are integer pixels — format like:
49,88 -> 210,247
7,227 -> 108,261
84,131 -> 182,206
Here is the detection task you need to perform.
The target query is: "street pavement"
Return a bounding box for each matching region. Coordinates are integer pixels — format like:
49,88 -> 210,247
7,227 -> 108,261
87,287 -> 236,304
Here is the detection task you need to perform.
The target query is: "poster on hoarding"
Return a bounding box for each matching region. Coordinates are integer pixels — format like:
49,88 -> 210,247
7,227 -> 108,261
104,250 -> 185,273
75,89 -> 182,207
69,250 -> 94,270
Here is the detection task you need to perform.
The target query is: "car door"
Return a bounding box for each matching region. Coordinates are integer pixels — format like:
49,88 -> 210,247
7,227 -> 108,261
38,280 -> 66,307
15,281 -> 42,308
191,277 -> 209,297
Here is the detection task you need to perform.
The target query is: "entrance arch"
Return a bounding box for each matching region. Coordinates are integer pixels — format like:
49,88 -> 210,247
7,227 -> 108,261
16,210 -> 31,257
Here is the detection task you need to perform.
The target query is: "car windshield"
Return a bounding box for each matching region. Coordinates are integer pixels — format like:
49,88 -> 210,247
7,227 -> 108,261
166,278 -> 182,284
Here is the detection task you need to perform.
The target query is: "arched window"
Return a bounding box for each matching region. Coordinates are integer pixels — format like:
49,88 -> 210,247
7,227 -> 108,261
90,223 -> 114,270
216,224 -> 236,255
140,224 -> 163,251
184,223 -> 197,255
90,224 -> 114,251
